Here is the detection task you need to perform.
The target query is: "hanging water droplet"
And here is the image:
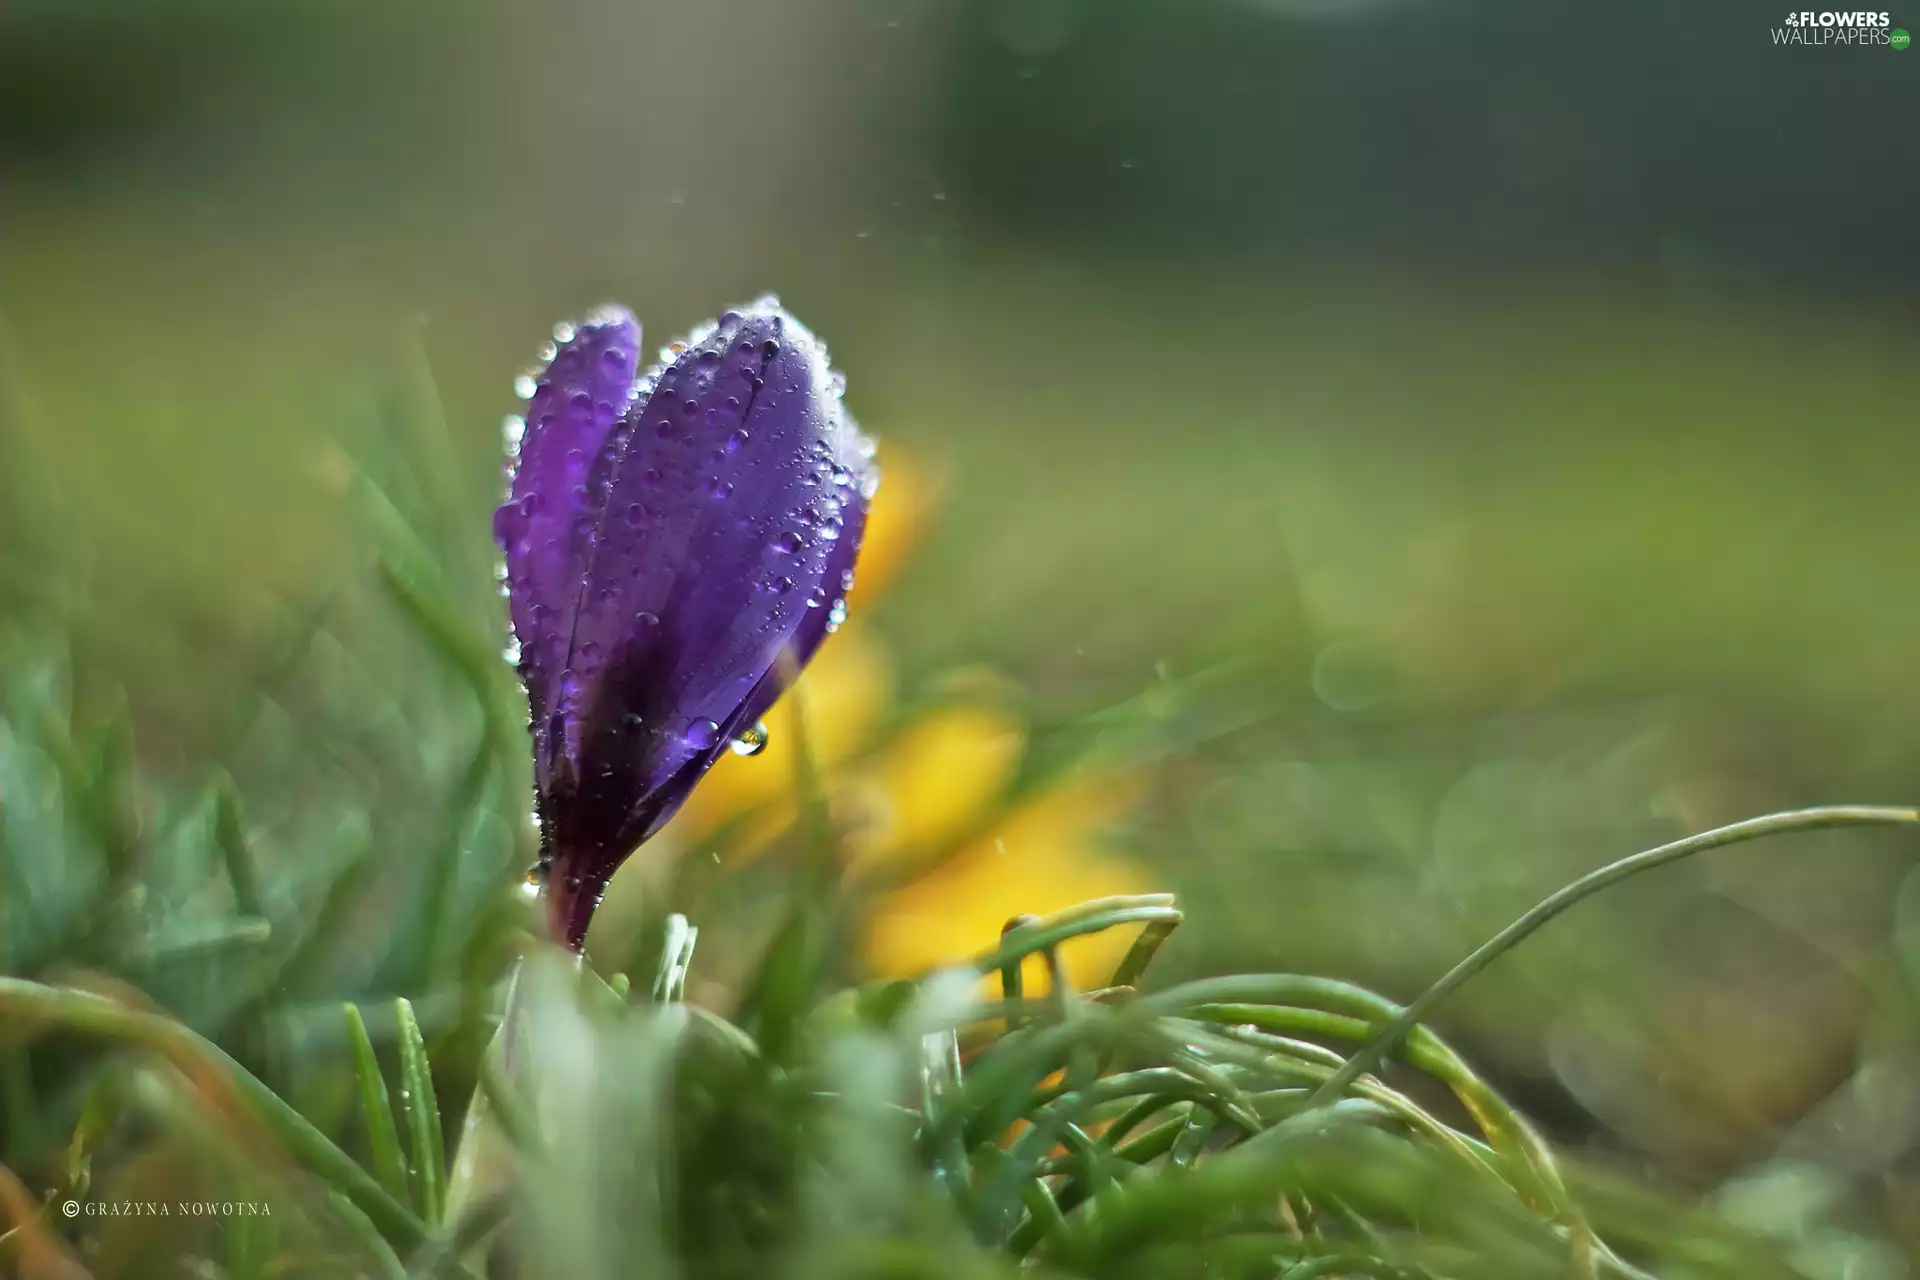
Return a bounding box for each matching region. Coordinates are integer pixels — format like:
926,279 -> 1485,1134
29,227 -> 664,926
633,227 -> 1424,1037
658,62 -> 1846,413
513,374 -> 538,399
521,861 -> 549,900
730,721 -> 770,757
538,341 -> 559,362
502,414 -> 527,447
684,718 -> 721,750
827,370 -> 847,398
553,321 -> 578,343
502,638 -> 522,664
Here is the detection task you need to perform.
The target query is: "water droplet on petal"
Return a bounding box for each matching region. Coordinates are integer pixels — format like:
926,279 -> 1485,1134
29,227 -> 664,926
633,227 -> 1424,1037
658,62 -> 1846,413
708,478 -> 733,500
502,638 -> 523,664
730,721 -> 770,757
684,719 -> 721,750
774,531 -> 804,554
726,429 -> 749,454
553,321 -> 577,343
513,374 -> 537,399
522,861 -> 549,899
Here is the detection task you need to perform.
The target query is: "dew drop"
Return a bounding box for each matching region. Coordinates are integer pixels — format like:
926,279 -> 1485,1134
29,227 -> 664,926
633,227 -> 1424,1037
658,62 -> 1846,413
502,414 -> 527,447
502,638 -> 522,664
684,718 -> 721,750
513,374 -> 537,399
626,502 -> 647,526
774,530 -> 804,554
553,321 -> 578,343
568,391 -> 593,413
602,348 -> 627,369
708,478 -> 733,500
521,861 -> 549,900
635,610 -> 660,628
538,341 -> 559,362
682,399 -> 701,417
730,721 -> 770,757
760,339 -> 780,360
725,428 -> 749,454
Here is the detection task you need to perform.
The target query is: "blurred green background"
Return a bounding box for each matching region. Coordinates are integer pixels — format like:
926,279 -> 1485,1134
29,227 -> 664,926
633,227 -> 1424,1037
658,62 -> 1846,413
3,0 -> 1918,1267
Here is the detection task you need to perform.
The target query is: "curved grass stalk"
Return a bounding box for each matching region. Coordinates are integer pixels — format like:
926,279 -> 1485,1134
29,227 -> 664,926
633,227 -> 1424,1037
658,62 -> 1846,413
1309,804 -> 1919,1107
0,976 -> 426,1250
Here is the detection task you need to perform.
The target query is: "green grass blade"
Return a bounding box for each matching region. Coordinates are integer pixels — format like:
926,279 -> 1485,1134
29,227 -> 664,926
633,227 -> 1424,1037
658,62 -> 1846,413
345,1003 -> 411,1205
1309,804 -> 1920,1106
394,996 -> 447,1224
0,975 -> 425,1248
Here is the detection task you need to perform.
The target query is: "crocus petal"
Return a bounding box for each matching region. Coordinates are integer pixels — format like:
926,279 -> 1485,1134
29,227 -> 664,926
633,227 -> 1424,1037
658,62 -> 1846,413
493,307 -> 643,796
534,299 -> 875,948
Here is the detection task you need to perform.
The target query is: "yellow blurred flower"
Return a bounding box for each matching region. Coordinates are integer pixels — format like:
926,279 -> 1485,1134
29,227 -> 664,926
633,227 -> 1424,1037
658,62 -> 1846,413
653,447 -> 1157,993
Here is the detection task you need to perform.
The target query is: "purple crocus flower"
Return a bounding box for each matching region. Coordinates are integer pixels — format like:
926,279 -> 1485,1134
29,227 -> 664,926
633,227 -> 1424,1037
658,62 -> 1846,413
492,297 -> 876,949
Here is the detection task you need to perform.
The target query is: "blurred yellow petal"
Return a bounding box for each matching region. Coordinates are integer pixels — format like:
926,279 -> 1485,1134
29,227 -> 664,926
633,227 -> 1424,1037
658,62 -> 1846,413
863,778 -> 1157,994
851,446 -> 937,602
842,704 -> 1025,873
666,622 -> 893,845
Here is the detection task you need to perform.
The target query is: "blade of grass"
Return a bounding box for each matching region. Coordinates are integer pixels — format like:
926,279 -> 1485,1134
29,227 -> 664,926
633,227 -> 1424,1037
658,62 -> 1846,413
1309,805 -> 1920,1107
345,1003 -> 411,1205
394,996 -> 447,1224
0,976 -> 426,1248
